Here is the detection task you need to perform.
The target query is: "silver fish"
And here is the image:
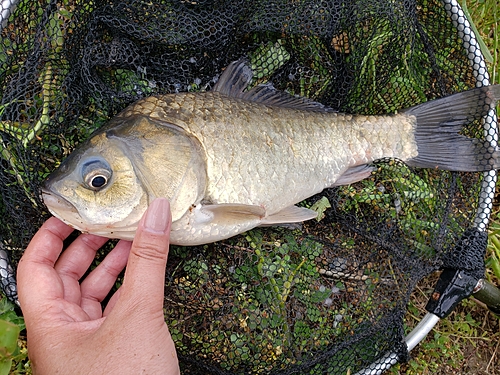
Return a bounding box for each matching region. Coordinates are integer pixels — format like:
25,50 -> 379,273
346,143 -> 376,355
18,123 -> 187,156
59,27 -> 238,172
41,59 -> 500,245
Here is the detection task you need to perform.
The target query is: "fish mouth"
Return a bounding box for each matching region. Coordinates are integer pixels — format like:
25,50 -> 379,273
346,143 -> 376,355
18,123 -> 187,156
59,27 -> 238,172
41,188 -> 81,225
40,188 -> 139,240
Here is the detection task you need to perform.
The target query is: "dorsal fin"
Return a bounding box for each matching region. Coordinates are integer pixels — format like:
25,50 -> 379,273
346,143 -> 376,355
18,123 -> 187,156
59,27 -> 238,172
213,58 -> 334,112
213,59 -> 254,98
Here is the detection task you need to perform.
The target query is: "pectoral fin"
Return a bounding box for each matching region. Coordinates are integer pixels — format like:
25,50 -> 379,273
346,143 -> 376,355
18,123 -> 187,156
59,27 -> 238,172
260,205 -> 318,225
196,204 -> 266,226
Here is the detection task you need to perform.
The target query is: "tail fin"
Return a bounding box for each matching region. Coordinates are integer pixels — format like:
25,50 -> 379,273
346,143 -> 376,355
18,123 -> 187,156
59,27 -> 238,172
404,85 -> 500,172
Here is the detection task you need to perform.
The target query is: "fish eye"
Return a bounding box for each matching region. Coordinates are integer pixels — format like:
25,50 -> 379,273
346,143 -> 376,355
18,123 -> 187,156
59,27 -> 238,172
90,175 -> 108,188
81,158 -> 112,191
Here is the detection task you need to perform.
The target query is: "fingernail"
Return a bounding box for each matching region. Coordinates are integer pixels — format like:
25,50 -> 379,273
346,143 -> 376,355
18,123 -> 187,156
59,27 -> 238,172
143,198 -> 170,234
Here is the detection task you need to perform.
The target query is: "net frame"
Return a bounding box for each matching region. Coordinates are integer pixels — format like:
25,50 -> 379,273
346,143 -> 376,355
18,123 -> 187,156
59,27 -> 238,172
0,0 -> 498,373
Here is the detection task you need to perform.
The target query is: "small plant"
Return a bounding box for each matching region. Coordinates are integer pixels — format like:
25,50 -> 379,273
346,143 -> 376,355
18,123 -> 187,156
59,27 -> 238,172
0,298 -> 27,375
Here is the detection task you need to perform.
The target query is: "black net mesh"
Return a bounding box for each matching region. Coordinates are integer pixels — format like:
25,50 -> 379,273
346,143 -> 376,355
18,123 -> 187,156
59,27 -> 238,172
0,0 -> 497,373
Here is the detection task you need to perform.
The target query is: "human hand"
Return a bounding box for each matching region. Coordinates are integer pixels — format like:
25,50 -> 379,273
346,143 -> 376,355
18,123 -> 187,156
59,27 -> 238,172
17,198 -> 180,375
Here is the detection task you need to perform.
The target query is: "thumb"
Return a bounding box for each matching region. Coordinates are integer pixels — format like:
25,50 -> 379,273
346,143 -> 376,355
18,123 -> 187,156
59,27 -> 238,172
119,198 -> 172,312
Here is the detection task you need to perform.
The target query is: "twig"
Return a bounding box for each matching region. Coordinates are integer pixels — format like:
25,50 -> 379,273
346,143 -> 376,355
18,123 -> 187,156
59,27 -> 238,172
486,338 -> 499,372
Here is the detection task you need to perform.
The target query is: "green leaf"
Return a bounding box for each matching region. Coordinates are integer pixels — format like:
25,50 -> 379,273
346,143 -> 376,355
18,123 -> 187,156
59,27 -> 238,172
250,40 -> 290,80
310,288 -> 333,303
0,359 -> 13,375
0,319 -> 20,354
310,196 -> 331,222
0,319 -> 20,373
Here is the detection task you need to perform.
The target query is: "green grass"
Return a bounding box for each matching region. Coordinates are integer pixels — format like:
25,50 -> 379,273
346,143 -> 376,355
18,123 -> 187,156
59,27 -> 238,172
465,0 -> 498,86
393,285 -> 500,374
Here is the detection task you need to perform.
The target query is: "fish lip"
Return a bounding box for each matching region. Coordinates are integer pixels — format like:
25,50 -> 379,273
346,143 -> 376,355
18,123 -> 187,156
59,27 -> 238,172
40,188 -> 79,215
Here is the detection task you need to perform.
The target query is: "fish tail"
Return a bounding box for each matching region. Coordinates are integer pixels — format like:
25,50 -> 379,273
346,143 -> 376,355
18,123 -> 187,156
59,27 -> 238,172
404,85 -> 500,172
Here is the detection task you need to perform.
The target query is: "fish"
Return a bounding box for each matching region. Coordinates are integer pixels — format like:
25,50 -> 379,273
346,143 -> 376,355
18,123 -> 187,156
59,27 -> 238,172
41,59 -> 500,246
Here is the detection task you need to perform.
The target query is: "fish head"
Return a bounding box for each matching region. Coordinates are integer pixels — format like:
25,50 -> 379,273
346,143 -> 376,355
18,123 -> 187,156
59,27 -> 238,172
42,114 -> 207,240
41,131 -> 150,239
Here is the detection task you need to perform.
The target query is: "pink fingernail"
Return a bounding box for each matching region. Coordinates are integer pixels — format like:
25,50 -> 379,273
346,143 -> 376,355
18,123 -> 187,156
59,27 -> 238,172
143,198 -> 170,233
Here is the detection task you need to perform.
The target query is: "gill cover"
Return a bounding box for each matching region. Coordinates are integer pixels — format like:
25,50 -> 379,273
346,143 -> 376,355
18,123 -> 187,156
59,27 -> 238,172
106,115 -> 207,221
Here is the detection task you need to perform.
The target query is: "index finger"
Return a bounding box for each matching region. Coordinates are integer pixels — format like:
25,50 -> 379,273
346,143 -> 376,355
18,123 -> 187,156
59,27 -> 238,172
19,217 -> 74,268
17,217 -> 74,308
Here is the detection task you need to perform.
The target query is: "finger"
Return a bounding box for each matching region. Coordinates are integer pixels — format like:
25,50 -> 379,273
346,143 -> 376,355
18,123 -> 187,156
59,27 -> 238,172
117,198 -> 171,314
17,217 -> 75,312
54,234 -> 109,305
19,217 -> 74,269
79,240 -> 131,319
55,234 -> 109,279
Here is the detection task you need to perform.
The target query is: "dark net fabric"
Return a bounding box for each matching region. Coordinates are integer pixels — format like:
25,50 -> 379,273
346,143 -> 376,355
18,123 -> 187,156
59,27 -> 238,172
0,0 -> 496,373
